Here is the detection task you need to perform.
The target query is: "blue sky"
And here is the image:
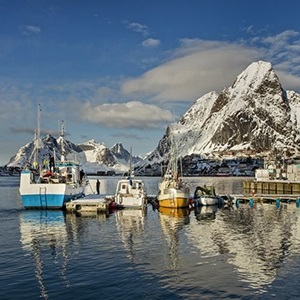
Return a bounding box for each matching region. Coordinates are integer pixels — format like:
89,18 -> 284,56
1,0 -> 300,165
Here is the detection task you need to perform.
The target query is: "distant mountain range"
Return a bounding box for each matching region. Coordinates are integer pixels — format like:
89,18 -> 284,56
5,60 -> 300,174
7,137 -> 142,174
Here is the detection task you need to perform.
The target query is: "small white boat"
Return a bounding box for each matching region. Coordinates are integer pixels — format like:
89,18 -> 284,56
19,108 -> 86,209
114,150 -> 147,209
193,185 -> 222,206
194,195 -> 222,206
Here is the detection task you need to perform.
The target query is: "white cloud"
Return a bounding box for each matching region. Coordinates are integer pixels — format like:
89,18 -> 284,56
121,40 -> 260,102
141,38 -> 161,48
276,71 -> 300,91
1,30 -> 300,165
80,101 -> 173,128
121,32 -> 300,103
261,30 -> 299,46
125,21 -> 150,36
22,25 -> 41,36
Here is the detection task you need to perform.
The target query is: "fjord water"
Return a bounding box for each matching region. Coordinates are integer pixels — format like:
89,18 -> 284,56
1,176 -> 300,299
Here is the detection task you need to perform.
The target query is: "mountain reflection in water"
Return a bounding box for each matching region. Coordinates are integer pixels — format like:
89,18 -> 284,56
187,202 -> 300,291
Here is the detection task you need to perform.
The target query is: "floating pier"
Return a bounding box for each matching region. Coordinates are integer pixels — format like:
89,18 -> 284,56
231,194 -> 300,207
243,179 -> 300,195
65,194 -> 114,213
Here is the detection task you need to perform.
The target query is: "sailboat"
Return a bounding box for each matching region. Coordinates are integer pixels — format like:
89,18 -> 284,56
19,105 -> 86,209
114,149 -> 147,209
157,130 -> 190,208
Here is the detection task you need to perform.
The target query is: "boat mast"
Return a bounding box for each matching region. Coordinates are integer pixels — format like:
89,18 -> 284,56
60,120 -> 66,162
170,128 -> 178,178
37,103 -> 41,146
129,147 -> 133,178
35,104 -> 42,173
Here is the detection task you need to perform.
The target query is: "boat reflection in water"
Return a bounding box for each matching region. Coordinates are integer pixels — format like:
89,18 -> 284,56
194,205 -> 218,221
19,210 -> 69,299
188,203 -> 300,292
115,207 -> 147,262
159,207 -> 190,270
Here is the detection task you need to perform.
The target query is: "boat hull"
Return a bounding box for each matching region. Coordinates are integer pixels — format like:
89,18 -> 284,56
21,191 -> 84,209
20,170 -> 84,209
194,195 -> 221,206
115,194 -> 147,209
157,188 -> 190,208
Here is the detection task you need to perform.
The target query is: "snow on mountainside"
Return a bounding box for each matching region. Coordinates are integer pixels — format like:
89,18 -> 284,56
7,136 -> 141,174
6,60 -> 300,173
144,61 -> 300,165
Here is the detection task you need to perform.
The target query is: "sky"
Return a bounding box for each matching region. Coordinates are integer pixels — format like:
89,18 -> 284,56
1,0 -> 300,165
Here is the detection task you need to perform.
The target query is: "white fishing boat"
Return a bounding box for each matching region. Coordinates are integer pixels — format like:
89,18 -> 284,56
157,131 -> 190,208
114,150 -> 147,209
19,106 -> 86,209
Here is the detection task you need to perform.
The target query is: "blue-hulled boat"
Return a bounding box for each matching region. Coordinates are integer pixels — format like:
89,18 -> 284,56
19,110 -> 86,209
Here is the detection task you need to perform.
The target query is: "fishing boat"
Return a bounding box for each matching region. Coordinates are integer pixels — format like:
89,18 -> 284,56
114,150 -> 147,209
19,106 -> 86,209
157,132 -> 190,208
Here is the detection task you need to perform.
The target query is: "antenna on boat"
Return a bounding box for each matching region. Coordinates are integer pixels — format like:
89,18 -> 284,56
37,103 -> 41,145
60,120 -> 66,162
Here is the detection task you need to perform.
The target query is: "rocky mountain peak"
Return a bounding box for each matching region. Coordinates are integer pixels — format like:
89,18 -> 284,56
144,60 -> 300,165
6,60 -> 300,173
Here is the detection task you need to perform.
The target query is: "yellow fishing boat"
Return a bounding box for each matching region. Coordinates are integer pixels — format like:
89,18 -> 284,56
157,132 -> 190,208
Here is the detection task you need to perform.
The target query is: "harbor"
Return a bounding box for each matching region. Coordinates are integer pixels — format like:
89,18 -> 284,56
3,174 -> 300,300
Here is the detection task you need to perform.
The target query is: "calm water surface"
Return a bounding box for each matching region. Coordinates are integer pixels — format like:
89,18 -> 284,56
1,176 -> 300,299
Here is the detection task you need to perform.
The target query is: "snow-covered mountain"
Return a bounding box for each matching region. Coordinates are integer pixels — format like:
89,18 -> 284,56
7,136 -> 142,174
143,61 -> 300,165
6,60 -> 300,174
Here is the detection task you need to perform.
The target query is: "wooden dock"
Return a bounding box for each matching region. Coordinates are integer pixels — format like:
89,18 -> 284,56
65,194 -> 114,213
243,179 -> 300,195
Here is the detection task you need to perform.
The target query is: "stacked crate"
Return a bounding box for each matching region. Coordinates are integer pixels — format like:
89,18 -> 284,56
255,169 -> 270,181
287,164 -> 300,181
